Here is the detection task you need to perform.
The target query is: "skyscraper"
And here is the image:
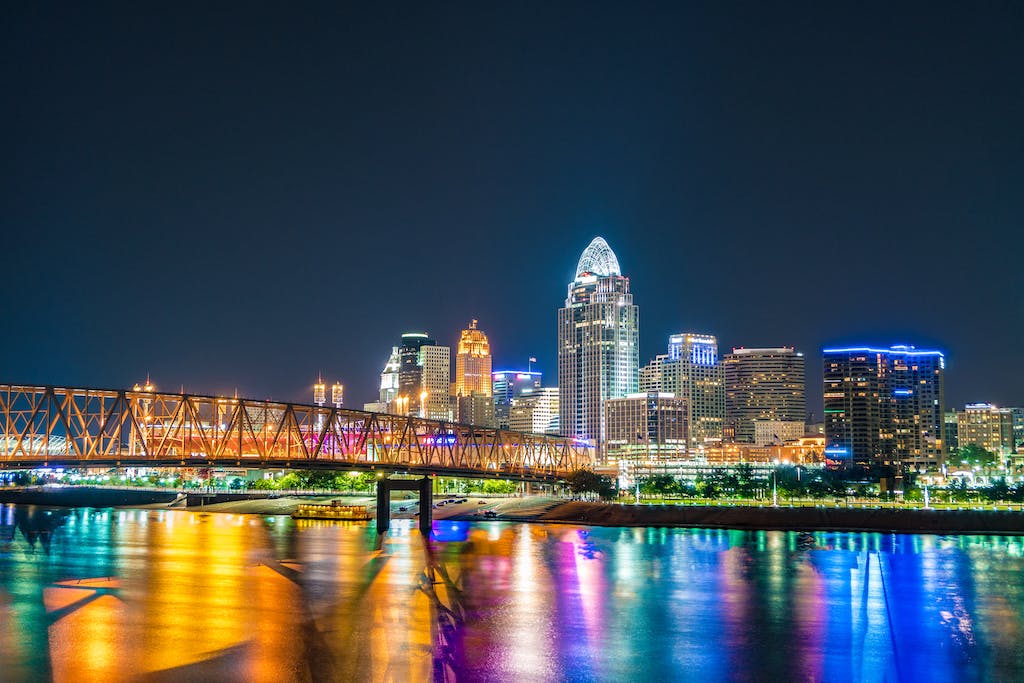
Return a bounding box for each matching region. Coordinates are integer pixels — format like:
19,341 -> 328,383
558,237 -> 639,453
454,320 -> 493,425
492,370 -> 542,429
455,320 -> 492,398
640,333 -> 725,449
724,347 -> 806,445
395,332 -> 451,420
823,345 -> 946,472
363,346 -> 401,413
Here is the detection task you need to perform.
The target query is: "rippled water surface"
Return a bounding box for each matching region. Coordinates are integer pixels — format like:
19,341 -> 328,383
2,504 -> 1024,681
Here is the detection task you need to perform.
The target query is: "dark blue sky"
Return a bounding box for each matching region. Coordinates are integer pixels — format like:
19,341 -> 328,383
3,2 -> 1022,415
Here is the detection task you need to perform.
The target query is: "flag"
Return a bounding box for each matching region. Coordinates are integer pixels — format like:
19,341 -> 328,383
529,357 -> 537,363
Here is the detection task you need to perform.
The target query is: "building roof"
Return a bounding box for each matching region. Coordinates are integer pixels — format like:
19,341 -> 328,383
575,236 -> 621,278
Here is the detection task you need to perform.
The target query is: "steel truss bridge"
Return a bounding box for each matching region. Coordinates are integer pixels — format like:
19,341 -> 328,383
0,384 -> 594,482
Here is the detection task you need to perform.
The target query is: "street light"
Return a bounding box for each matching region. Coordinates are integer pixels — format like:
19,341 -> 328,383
772,459 -> 779,507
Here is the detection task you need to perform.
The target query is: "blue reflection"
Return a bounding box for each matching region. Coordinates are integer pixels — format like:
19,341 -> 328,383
432,520 -> 470,542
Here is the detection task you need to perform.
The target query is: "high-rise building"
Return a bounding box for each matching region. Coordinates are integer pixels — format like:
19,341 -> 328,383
558,237 -> 639,453
456,394 -> 496,427
394,332 -> 451,420
640,334 -> 725,449
605,392 -> 688,467
943,411 -> 960,453
724,347 -> 806,445
420,345 -> 452,421
957,404 -> 1015,456
455,320 -> 492,398
509,387 -> 560,435
1012,408 -> 1024,450
492,370 -> 542,429
379,347 -> 401,405
823,345 -> 946,471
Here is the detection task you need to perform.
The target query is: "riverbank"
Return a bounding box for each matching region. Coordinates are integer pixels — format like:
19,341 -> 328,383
524,501 -> 1024,535
4,487 -> 1024,534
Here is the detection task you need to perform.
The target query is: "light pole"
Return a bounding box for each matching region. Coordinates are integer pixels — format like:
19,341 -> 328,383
772,459 -> 779,507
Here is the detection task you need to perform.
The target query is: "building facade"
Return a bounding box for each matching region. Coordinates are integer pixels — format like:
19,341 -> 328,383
456,394 -> 496,428
753,420 -> 806,446
509,387 -> 560,435
957,403 -> 1016,456
454,319 -> 493,424
492,370 -> 542,429
455,320 -> 492,398
394,332 -> 451,420
823,345 -> 946,471
558,237 -> 639,453
604,392 -> 688,467
724,347 -> 806,444
640,333 -> 725,449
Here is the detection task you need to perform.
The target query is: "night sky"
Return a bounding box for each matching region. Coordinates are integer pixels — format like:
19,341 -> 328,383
3,2 -> 1022,415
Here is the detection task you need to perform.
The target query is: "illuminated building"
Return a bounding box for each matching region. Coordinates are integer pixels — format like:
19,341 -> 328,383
724,347 -> 806,445
364,347 -> 402,412
395,332 -> 451,420
604,393 -> 688,467
700,436 -> 825,466
640,333 -> 725,448
558,237 -> 639,453
823,345 -> 946,471
492,370 -> 542,429
753,420 -> 805,446
420,345 -> 452,420
957,403 -> 1015,456
509,387 -> 559,434
455,320 -> 492,397
454,320 -> 493,425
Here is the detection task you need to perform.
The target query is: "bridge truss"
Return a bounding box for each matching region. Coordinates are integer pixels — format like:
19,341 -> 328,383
0,384 -> 594,481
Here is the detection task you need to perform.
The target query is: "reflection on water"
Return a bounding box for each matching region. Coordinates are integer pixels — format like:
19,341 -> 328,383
2,504 -> 1024,681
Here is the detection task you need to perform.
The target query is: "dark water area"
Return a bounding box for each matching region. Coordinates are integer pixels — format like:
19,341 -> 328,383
2,504 -> 1023,682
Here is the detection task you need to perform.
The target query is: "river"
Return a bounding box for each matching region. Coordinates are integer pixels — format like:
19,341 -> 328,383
1,503 -> 1023,681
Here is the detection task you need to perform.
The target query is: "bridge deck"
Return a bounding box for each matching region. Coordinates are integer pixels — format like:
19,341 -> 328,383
0,384 -> 594,481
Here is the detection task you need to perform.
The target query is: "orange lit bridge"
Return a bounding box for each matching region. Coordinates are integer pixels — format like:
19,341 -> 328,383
0,383 -> 594,483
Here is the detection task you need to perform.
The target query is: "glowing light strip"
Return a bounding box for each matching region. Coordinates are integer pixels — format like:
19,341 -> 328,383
823,346 -> 944,357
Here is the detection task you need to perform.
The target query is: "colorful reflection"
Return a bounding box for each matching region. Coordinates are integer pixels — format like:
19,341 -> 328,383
2,505 -> 1024,681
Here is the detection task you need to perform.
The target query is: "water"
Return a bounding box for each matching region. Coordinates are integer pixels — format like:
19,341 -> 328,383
2,504 -> 1024,682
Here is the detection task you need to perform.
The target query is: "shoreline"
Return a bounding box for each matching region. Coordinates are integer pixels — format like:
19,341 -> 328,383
4,487 -> 1024,536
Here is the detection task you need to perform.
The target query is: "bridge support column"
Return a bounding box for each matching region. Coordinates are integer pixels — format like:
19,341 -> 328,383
376,476 -> 432,536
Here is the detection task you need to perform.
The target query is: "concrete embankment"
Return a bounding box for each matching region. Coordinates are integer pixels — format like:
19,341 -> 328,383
533,502 -> 1024,535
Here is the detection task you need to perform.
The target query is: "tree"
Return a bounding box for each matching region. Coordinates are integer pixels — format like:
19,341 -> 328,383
950,444 -> 998,470
565,469 -> 616,500
639,475 -> 677,498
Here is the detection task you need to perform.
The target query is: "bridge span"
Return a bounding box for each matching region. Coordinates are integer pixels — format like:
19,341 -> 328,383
0,384 -> 594,483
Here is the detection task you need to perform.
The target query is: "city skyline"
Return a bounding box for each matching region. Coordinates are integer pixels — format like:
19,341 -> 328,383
3,4 -> 1021,414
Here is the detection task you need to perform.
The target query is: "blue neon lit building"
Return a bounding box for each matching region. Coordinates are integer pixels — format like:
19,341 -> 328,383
640,333 -> 726,449
823,345 -> 946,471
491,370 -> 542,429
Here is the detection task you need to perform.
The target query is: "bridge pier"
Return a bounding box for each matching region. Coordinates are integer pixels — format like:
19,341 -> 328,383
376,476 -> 432,536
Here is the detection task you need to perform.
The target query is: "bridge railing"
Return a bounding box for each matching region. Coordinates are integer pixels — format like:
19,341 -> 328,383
0,384 -> 595,479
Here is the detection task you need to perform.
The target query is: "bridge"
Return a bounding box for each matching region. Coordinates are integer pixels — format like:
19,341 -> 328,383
0,384 -> 594,483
